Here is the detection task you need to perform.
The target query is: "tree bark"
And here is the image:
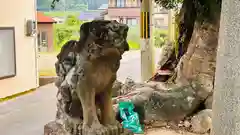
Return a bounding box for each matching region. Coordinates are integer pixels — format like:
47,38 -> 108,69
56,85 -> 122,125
176,0 -> 196,59
157,0 -> 220,91
153,1 -> 222,114
175,21 -> 219,94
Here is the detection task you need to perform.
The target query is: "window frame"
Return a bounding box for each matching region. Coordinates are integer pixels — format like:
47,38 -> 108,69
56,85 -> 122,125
116,0 -> 125,7
38,31 -> 48,47
0,27 -> 17,80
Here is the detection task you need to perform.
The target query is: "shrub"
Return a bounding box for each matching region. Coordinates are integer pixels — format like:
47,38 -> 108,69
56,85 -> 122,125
128,40 -> 140,50
153,29 -> 168,48
53,14 -> 83,51
127,26 -> 168,49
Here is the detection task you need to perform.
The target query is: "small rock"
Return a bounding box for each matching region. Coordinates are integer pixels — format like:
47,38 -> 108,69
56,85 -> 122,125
183,120 -> 191,128
178,123 -> 183,127
191,109 -> 212,134
176,130 -> 183,134
124,77 -> 136,87
178,121 -> 184,127
119,77 -> 136,95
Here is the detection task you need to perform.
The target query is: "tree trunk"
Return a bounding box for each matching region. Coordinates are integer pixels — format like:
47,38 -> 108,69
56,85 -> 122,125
174,0 -> 222,96
176,0 -> 196,59
175,21 -> 219,96
118,2 -> 222,129
157,0 -> 221,96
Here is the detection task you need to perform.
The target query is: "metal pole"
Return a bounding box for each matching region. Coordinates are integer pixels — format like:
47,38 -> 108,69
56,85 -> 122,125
140,0 -> 154,82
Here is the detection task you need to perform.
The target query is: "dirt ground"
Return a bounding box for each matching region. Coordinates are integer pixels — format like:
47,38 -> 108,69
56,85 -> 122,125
144,128 -> 206,135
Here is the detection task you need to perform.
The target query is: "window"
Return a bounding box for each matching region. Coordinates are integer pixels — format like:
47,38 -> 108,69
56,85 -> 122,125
116,0 -> 125,7
38,31 -> 48,52
131,19 -> 137,25
38,31 -> 48,47
155,18 -> 164,26
0,27 -> 16,79
122,18 -> 127,24
126,18 -> 132,25
126,18 -> 138,26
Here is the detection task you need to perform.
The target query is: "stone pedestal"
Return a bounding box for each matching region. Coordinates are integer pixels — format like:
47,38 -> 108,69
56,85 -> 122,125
44,121 -> 68,135
44,121 -> 133,135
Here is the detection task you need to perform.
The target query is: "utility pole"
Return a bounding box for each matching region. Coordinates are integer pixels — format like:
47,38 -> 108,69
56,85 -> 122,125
140,0 -> 154,82
168,9 -> 176,42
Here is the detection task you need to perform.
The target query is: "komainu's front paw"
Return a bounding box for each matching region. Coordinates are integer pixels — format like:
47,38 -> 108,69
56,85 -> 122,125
106,123 -> 134,135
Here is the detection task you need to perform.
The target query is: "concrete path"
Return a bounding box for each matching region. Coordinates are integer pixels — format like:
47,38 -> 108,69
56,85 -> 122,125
0,49 -> 166,135
0,84 -> 57,135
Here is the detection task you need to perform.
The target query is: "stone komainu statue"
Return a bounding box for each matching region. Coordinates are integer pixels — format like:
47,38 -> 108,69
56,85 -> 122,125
44,20 -> 133,135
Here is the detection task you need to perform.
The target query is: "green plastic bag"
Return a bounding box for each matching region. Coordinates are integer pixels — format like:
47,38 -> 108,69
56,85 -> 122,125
118,101 -> 144,134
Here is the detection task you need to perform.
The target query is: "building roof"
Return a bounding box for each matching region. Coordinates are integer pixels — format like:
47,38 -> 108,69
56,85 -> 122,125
78,11 -> 102,20
37,12 -> 56,23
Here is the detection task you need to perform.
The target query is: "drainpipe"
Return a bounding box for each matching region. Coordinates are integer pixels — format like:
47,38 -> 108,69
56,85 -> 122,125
33,0 -> 39,87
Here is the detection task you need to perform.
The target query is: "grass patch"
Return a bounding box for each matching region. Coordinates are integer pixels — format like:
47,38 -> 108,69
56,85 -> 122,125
128,40 -> 140,50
